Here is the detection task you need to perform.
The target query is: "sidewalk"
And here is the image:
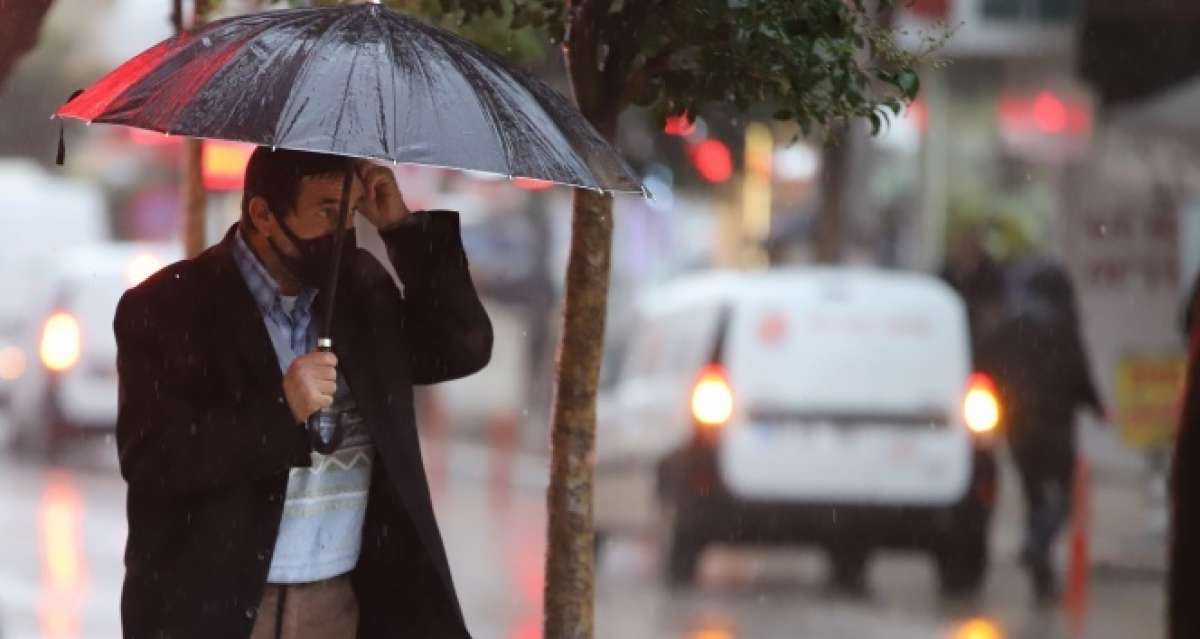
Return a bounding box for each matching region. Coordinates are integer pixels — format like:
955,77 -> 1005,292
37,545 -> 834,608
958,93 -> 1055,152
1081,425 -> 1169,579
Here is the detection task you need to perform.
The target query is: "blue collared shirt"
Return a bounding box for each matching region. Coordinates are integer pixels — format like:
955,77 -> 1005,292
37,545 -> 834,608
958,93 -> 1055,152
232,229 -> 375,584
231,230 -> 318,367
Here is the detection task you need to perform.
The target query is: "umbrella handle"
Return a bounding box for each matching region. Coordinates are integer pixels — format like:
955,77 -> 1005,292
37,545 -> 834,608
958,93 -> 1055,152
306,338 -> 346,455
306,162 -> 356,456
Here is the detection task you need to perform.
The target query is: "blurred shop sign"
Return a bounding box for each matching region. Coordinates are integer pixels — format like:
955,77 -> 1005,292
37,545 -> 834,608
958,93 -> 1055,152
202,139 -> 254,189
1114,354 -> 1186,449
202,140 -> 254,191
1060,135 -> 1188,449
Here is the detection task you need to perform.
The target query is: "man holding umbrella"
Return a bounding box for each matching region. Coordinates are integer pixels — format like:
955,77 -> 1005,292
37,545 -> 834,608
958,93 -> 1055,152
57,3 -> 640,636
114,146 -> 492,638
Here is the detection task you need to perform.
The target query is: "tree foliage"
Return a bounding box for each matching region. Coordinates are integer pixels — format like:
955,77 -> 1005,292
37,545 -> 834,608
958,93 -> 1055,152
378,0 -> 932,135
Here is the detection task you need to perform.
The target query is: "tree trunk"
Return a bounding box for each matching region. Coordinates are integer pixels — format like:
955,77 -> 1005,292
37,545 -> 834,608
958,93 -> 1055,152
181,0 -> 209,258
542,187 -> 612,639
543,5 -> 617,636
815,124 -> 850,264
183,139 -> 207,257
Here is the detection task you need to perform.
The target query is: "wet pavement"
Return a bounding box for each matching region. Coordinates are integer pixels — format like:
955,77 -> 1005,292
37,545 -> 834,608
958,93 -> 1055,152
0,432 -> 1165,639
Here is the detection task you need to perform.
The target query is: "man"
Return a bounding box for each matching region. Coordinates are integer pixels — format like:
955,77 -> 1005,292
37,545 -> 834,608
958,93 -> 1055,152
114,147 -> 492,638
980,260 -> 1103,605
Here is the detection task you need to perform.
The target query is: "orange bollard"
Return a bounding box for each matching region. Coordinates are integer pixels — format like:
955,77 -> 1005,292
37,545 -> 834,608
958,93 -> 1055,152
1064,456 -> 1090,635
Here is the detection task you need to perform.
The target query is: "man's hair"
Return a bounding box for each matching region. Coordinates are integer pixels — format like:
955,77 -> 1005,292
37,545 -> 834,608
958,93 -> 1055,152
240,147 -> 353,232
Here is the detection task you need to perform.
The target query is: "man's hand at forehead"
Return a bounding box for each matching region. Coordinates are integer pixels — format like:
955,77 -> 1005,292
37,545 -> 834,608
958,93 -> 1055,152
356,161 -> 412,230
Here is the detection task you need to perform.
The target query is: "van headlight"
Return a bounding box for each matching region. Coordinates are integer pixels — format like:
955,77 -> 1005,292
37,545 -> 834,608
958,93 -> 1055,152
40,312 -> 81,373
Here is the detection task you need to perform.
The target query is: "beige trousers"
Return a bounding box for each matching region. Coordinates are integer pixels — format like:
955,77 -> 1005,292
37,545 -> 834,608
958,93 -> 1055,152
249,574 -> 358,639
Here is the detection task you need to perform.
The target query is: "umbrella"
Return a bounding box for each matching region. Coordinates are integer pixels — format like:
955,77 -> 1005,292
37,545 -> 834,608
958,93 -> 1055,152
56,0 -> 642,452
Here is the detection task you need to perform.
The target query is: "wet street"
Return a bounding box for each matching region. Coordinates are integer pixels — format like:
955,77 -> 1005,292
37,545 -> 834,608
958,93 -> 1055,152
0,430 -> 1164,639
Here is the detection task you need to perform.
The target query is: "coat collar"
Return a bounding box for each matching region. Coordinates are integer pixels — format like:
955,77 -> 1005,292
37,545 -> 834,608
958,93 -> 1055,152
197,226 -> 292,385
198,225 -> 372,412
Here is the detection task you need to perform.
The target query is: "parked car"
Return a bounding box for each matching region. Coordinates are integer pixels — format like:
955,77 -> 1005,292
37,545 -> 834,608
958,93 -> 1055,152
8,242 -> 179,457
595,268 -> 1001,595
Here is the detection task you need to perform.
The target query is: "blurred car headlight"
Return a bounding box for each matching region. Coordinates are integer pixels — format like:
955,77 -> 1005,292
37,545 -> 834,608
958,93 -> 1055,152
126,253 -> 164,288
0,345 -> 26,381
41,312 -> 81,373
964,373 -> 1001,435
692,364 -> 734,430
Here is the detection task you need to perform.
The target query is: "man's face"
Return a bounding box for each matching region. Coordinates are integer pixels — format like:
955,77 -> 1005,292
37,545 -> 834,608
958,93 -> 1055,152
278,172 -> 366,241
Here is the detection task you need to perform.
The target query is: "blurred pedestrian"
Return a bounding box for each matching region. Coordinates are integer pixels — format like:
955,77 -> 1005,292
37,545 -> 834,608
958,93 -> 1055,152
939,222 -> 1007,354
114,148 -> 492,638
980,260 -> 1104,605
1169,271 -> 1200,638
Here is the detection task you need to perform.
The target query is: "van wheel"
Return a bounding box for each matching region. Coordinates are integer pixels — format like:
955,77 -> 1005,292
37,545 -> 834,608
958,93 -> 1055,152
827,545 -> 871,596
935,513 -> 988,597
657,503 -> 703,589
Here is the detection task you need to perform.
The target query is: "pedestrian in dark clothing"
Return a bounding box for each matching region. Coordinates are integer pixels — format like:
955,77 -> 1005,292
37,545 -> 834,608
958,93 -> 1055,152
939,224 -> 1007,354
114,148 -> 492,638
1169,272 -> 1200,639
979,261 -> 1104,605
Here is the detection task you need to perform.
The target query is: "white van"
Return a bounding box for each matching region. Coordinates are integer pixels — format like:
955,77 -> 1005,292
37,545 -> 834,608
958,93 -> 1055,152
595,268 -> 1001,595
0,161 -> 109,404
8,242 -> 179,457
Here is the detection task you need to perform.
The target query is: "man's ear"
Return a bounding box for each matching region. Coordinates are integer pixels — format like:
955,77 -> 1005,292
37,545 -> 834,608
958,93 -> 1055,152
247,195 -> 274,235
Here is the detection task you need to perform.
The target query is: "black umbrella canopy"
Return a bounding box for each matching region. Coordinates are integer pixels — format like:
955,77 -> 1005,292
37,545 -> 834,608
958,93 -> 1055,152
58,2 -> 642,193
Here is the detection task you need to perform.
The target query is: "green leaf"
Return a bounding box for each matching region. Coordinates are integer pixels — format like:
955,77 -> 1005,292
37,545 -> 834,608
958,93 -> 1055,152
896,70 -> 920,99
510,5 -> 533,30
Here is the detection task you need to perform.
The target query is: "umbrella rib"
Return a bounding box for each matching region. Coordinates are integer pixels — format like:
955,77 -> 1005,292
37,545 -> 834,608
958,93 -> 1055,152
133,22 -> 258,134
376,13 -> 401,163
183,10 -> 320,142
328,11 -> 364,153
402,23 -> 445,154
331,42 -> 365,155
275,10 -> 361,148
425,30 -> 516,178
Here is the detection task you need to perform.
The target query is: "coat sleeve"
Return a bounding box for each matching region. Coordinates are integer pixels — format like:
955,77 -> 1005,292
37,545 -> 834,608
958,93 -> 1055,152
114,287 -> 310,500
378,210 -> 493,385
1066,328 -> 1105,416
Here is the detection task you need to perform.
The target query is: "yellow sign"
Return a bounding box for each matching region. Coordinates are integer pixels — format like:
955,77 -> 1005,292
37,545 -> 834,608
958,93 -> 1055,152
1115,353 -> 1187,449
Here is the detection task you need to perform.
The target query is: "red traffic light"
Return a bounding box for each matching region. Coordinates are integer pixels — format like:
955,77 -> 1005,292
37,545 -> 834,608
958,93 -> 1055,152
688,140 -> 733,183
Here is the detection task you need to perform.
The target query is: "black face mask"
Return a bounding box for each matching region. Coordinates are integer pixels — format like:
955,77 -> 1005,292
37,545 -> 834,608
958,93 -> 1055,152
268,213 -> 356,289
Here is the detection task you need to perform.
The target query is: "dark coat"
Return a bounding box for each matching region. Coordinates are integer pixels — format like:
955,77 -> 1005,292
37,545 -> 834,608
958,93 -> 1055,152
977,265 -> 1102,470
114,212 -> 492,639
939,253 -> 1006,353
1170,282 -> 1200,638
